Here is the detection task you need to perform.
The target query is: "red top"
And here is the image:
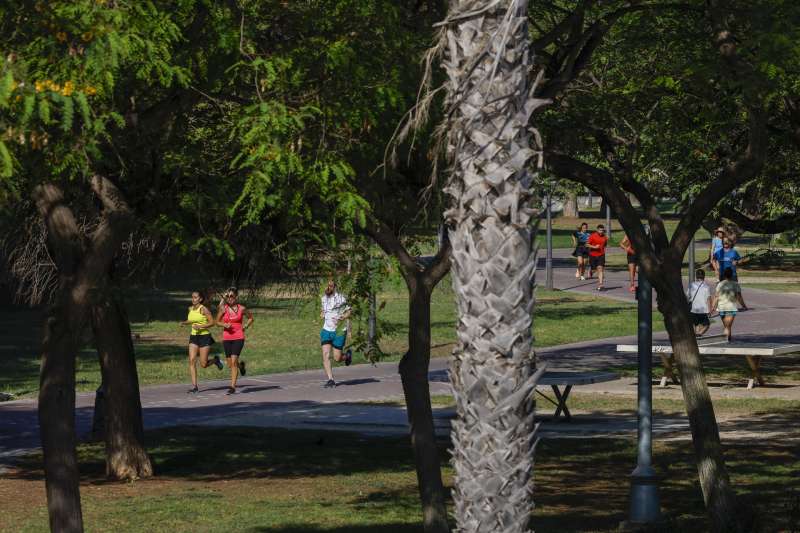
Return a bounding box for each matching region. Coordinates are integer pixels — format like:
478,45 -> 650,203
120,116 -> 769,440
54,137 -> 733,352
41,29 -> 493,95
221,304 -> 245,341
587,232 -> 608,257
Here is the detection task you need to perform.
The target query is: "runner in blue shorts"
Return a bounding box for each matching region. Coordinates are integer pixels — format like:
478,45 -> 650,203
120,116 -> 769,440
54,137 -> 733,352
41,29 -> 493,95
319,279 -> 352,388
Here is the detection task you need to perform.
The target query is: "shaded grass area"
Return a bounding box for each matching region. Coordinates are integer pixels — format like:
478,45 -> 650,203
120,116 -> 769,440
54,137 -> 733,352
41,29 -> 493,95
1,287 -> 662,398
2,426 -> 799,532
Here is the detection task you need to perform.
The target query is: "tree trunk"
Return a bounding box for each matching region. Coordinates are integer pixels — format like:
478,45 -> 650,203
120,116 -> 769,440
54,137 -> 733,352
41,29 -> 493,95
91,292 -> 153,480
655,271 -> 747,533
39,296 -> 85,533
400,280 -> 449,533
441,1 -> 545,530
563,192 -> 579,217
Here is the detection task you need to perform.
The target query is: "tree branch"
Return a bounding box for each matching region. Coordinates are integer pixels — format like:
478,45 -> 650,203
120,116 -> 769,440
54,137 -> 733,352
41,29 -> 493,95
719,205 -> 799,234
85,175 -> 135,281
33,184 -> 84,276
362,216 -> 420,281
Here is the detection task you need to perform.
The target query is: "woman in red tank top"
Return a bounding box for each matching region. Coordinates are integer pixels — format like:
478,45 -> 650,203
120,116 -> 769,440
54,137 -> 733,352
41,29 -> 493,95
215,287 -> 254,395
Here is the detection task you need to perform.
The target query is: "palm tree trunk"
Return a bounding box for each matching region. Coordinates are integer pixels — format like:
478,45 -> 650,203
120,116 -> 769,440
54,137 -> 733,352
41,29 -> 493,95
441,1 -> 547,530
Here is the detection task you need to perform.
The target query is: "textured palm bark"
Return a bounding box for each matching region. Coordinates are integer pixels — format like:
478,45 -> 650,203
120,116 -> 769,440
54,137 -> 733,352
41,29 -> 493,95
91,293 -> 153,480
441,1 -> 546,530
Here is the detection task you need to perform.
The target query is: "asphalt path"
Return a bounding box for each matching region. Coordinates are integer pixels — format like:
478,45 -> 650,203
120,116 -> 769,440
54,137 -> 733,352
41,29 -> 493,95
2,248 -> 799,465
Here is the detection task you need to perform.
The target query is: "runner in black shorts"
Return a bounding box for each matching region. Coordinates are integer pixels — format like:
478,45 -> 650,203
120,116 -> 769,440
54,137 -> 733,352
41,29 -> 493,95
181,290 -> 223,394
586,225 -> 609,290
571,222 -> 591,280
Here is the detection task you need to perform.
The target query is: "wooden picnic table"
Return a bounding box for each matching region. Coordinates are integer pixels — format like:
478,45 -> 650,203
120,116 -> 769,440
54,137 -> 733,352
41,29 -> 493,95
535,370 -> 619,421
616,338 -> 800,389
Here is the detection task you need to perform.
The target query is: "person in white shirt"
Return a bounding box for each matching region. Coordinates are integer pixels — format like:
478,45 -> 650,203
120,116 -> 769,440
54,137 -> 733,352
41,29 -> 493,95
319,279 -> 352,388
686,269 -> 712,336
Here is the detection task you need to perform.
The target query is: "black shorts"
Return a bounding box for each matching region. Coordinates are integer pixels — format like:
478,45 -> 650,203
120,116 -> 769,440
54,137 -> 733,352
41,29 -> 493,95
572,244 -> 589,258
223,339 -> 245,357
589,255 -> 605,269
691,313 -> 710,327
189,334 -> 214,347
627,253 -> 638,265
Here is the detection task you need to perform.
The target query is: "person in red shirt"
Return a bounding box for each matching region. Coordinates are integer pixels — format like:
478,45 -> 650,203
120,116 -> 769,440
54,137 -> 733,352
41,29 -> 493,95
587,224 -> 609,291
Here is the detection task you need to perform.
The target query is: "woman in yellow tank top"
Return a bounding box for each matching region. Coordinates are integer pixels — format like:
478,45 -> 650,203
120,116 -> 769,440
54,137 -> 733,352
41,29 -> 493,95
179,290 -> 223,393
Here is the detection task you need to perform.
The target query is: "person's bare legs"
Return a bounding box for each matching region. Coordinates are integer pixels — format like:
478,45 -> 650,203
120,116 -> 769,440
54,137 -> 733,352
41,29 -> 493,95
228,355 -> 239,389
695,322 -> 710,336
321,343 -> 334,381
627,263 -> 636,290
722,315 -> 735,341
198,346 -> 213,368
188,344 -> 199,389
333,347 -> 344,363
597,265 -> 605,289
577,256 -> 586,278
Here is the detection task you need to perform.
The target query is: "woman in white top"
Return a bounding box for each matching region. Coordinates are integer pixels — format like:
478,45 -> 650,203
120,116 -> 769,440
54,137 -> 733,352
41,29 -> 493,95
686,269 -> 712,336
710,267 -> 748,342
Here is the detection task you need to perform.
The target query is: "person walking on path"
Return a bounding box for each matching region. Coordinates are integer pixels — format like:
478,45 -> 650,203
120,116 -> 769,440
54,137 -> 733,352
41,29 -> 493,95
216,287 -> 254,395
687,269 -> 712,337
709,227 -> 726,277
587,224 -> 609,291
711,267 -> 748,342
620,233 -> 637,292
712,237 -> 742,281
181,290 -> 223,394
320,279 -> 352,388
571,222 -> 591,280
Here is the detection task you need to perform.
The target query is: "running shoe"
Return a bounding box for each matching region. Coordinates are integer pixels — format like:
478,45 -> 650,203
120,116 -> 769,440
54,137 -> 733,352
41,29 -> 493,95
214,356 -> 223,370
226,386 -> 236,395
596,285 -> 604,291
324,379 -> 336,388
239,360 -> 247,376
344,349 -> 352,366
187,386 -> 198,394
580,275 -> 585,281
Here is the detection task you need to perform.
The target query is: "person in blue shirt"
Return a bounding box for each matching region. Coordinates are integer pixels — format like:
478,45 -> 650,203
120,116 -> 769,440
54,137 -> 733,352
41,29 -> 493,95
708,227 -> 725,277
712,238 -> 741,281
571,222 -> 591,280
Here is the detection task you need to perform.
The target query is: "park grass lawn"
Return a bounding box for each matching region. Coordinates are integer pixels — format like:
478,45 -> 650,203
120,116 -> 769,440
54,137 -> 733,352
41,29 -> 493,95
1,425 -> 798,532
741,282 -> 800,293
0,287 -> 664,399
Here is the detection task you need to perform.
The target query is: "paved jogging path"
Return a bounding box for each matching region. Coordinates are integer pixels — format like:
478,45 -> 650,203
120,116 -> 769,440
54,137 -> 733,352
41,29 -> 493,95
2,250 -> 798,464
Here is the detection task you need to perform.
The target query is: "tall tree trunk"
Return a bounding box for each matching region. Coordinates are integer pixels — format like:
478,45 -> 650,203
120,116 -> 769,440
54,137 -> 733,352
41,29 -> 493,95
400,280 -> 449,533
91,291 -> 153,480
563,192 -> 579,217
441,1 -> 546,530
655,270 -> 746,533
39,296 -> 85,533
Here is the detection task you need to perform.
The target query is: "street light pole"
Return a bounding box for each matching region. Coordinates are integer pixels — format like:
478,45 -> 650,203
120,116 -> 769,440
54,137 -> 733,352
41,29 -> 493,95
624,258 -> 663,527
546,192 -> 553,290
606,203 -> 612,240
688,237 -> 696,285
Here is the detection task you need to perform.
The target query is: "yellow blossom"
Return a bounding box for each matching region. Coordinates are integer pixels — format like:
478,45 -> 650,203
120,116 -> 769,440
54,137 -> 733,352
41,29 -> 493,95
35,80 -> 45,92
84,85 -> 97,96
56,31 -> 68,43
61,80 -> 74,96
81,32 -> 93,42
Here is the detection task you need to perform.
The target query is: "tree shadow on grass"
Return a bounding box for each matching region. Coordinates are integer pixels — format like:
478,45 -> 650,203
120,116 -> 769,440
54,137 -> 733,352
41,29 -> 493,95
246,524 -> 422,532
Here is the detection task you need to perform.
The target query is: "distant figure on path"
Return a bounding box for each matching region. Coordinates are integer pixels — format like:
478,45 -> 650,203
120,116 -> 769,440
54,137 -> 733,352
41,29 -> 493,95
571,222 -> 591,280
216,287 -> 254,395
620,234 -> 637,292
712,238 -> 741,281
711,267 -> 748,342
587,224 -> 609,290
687,269 -> 712,337
320,279 -> 352,388
180,290 -> 223,394
709,227 -> 726,277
